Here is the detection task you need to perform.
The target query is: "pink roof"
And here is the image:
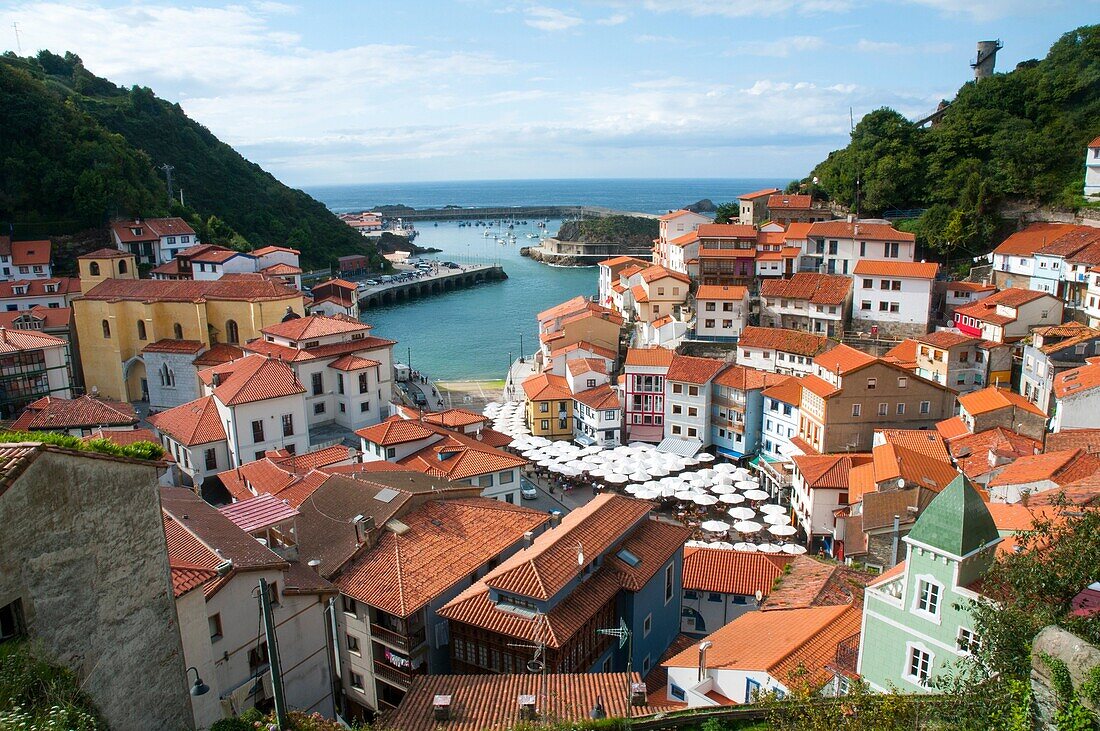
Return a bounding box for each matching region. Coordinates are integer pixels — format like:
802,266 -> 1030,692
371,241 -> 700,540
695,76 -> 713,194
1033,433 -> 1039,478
218,494 -> 299,533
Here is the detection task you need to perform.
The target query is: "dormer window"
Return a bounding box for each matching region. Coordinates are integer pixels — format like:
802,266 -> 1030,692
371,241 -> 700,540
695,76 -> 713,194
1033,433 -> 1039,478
44,284 -> 56,293
305,341 -> 320,348
351,333 -> 365,340
12,286 -> 25,295
130,227 -> 142,236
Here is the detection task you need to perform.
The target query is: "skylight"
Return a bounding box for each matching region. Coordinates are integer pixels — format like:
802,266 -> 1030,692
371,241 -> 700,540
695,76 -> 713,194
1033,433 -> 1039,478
617,549 -> 642,567
374,488 -> 399,503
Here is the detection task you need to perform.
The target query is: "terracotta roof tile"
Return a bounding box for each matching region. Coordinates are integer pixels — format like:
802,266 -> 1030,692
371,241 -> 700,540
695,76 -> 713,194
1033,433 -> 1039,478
261,314 -> 371,340
640,265 -> 691,285
78,247 -> 132,260
336,498 -> 548,617
423,409 -> 487,429
198,354 -> 305,405
608,519 -> 691,591
696,285 -> 748,300
871,443 -> 957,492
1045,429 -> 1100,455
218,494 -> 299,533
994,223 -> 1082,256
793,453 -> 872,489
0,305 -> 72,330
936,416 -> 970,440
0,326 -> 66,353
800,373 -> 840,399
738,326 -> 833,357
192,343 -> 245,367
954,287 -> 1051,324
567,358 -> 608,377
148,396 -> 226,446
81,274 -> 300,303
915,330 -> 979,349
253,245 -> 300,256
327,354 -> 381,371
853,260 -> 939,278
988,449 -> 1100,488
883,339 -> 918,370
959,386 -> 1046,417
682,547 -> 790,595
949,427 -> 1040,480
11,395 -> 136,431
394,425 -> 527,482
110,217 -> 194,243
666,355 -> 728,384
697,224 -> 758,239
762,556 -> 874,610
356,417 -> 438,446
1054,361 -> 1100,399
738,188 -> 782,200
573,384 -> 620,410
767,194 -> 813,210
876,429 -> 950,462
762,377 -> 803,406
625,347 -> 676,367
808,220 -> 915,242
537,296 -> 590,323
813,343 -> 876,374
522,372 -> 572,401
0,278 -> 80,299
141,338 -> 205,355
760,272 -> 851,306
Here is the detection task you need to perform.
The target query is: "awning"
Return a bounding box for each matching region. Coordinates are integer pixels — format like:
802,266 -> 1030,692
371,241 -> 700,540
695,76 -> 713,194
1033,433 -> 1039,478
657,436 -> 703,457
627,424 -> 665,442
574,433 -> 597,446
715,446 -> 745,460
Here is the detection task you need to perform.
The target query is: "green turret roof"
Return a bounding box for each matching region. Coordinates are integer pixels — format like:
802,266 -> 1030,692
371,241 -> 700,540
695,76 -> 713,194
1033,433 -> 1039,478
906,474 -> 1000,557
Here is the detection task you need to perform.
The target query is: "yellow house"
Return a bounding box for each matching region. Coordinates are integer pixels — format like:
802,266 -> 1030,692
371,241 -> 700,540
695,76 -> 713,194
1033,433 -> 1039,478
522,372 -> 574,440
77,248 -> 138,294
73,273 -> 304,401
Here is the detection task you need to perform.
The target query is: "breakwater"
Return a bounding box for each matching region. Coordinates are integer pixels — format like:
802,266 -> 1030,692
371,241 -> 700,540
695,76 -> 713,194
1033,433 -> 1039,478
364,205 -> 657,222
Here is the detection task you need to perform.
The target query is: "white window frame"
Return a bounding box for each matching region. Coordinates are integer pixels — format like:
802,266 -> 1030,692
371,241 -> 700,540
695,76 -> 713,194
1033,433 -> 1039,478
911,574 -> 943,624
903,642 -> 935,688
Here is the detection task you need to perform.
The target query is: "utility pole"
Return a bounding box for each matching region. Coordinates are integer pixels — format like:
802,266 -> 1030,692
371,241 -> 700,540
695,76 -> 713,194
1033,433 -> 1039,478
159,163 -> 175,206
12,22 -> 22,53
258,578 -> 289,730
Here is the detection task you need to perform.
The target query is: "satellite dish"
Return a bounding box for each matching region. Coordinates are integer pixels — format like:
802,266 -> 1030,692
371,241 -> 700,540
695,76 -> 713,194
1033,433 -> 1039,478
527,660 -> 544,673
897,478 -> 906,490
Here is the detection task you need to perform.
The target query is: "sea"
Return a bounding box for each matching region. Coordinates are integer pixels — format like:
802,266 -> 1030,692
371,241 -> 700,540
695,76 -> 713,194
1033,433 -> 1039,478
306,179 -> 788,381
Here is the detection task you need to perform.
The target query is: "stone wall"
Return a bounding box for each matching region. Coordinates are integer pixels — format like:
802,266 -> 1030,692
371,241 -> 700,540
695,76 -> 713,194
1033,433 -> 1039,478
0,447 -> 194,731
1031,626 -> 1100,728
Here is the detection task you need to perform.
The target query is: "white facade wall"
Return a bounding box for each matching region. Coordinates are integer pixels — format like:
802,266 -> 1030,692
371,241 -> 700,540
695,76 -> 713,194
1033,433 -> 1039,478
993,252 -> 1036,286
1084,271 -> 1100,327
736,345 -> 816,376
665,380 -> 712,446
1087,145 -> 1100,199
1006,298 -> 1064,339
216,395 -> 309,467
660,212 -> 709,242
665,665 -> 783,707
761,397 -> 799,460
1052,388 -> 1100,432
176,588 -> 222,729
160,434 -> 230,487
565,368 -> 610,393
0,293 -> 70,311
791,475 -> 842,538
695,296 -> 748,340
4,262 -> 53,281
853,276 -> 933,330
807,237 -> 915,277
573,402 -> 622,447
360,435 -> 442,462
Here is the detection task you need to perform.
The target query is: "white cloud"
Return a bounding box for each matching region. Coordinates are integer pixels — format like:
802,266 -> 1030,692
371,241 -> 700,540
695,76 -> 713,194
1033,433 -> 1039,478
523,5 -> 583,31
901,0 -> 1055,21
856,38 -> 956,54
642,0 -> 855,17
595,12 -> 629,25
727,36 -> 825,57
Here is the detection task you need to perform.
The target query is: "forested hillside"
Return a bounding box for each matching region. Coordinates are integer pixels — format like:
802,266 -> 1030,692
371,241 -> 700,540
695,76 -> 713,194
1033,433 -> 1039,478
0,51 -> 382,270
802,24 -> 1100,256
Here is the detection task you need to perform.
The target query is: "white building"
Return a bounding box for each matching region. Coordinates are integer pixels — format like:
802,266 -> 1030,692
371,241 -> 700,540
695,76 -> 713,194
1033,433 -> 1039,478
1086,136 -> 1100,200
151,244 -> 304,290
760,377 -> 802,463
572,384 -> 622,447
0,277 -> 81,312
1051,359 -> 1100,432
597,256 -> 649,310
953,287 -> 1063,343
737,188 -> 781,227
0,327 -> 73,418
1085,266 -> 1100,328
622,347 -> 675,443
791,453 -> 870,543
735,326 -> 834,377
758,273 -> 852,337
246,315 -> 396,431
163,489 -> 336,726
0,239 -> 53,281
852,260 -> 939,339
110,217 -> 199,266
664,355 -> 728,448
804,220 -> 916,276
693,285 -> 749,341
654,210 -> 710,270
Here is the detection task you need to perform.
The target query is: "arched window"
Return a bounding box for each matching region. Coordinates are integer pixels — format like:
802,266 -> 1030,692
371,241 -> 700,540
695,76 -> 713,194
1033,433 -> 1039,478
160,363 -> 175,388
89,262 -> 101,276
225,319 -> 239,345
101,319 -> 110,338
137,320 -> 147,340
173,323 -> 183,339
118,260 -> 128,274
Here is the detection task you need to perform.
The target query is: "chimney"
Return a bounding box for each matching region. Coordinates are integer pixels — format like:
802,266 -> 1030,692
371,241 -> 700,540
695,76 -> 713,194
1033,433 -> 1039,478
433,695 -> 451,722
630,683 -> 647,707
518,695 -> 537,721
523,531 -> 535,546
697,640 -> 713,682
549,510 -> 563,527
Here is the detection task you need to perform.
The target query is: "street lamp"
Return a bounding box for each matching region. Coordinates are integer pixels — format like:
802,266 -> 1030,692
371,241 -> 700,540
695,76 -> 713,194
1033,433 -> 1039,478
187,666 -> 209,697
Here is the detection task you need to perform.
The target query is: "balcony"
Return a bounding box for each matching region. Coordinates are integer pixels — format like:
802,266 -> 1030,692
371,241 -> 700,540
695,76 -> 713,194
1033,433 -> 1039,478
373,658 -> 426,690
829,633 -> 860,676
371,623 -> 426,652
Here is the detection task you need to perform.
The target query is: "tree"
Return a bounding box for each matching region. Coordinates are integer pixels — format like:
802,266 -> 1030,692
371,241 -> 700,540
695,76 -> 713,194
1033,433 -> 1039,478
714,201 -> 738,224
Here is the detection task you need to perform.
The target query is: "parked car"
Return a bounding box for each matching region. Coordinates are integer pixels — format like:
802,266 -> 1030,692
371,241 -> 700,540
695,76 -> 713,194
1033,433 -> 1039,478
365,279 -> 379,286
520,479 -> 538,500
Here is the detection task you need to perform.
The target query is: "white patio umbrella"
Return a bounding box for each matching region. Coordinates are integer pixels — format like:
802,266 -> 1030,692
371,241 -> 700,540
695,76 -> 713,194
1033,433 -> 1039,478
588,467 -> 612,478
769,524 -> 798,537
709,541 -> 735,550
680,456 -> 699,466
660,485 -> 680,498
558,467 -> 581,478
698,468 -> 717,480
613,445 -> 634,455
629,471 -> 650,483
604,473 -> 629,484
756,543 -> 783,553
674,490 -> 699,501
710,484 -> 738,494
547,463 -> 570,473
735,480 -> 760,490
628,441 -> 650,448
763,513 -> 790,525
733,542 -> 758,552
646,465 -> 670,477
733,520 -> 763,533
782,544 -> 808,555
685,539 -> 709,548
623,484 -> 641,494
713,462 -> 736,474
717,475 -> 735,486
701,520 -> 731,532
695,452 -> 715,462
759,504 -> 787,515
719,493 -> 746,505
579,445 -> 603,455
565,459 -> 589,470
744,489 -> 771,501
728,507 -> 756,520
536,458 -> 557,467
637,488 -> 662,500
693,494 -> 718,506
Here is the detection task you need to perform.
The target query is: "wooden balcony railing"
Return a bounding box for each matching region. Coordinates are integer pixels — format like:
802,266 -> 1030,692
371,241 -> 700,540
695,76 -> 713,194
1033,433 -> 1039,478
371,623 -> 426,652
373,658 -> 426,689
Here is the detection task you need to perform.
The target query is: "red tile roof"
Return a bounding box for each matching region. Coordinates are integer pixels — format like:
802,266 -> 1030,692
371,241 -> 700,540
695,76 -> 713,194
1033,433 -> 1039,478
915,330 -> 979,349
953,287 -> 1051,325
767,194 -> 813,210
760,272 -> 851,306
813,343 -> 876,374
738,326 -> 832,357
192,343 -> 245,367
81,275 -> 301,303
1045,429 -> 1100,455
78,247 -> 132,260
218,493 -> 299,533
784,222 -> 813,240
261,262 -> 302,275
666,355 -> 728,384
936,416 -> 970,441
793,453 -> 872,489
696,285 -> 748,301
522,372 -> 572,401
198,354 -> 304,405
549,340 -> 617,361
598,255 -> 650,267
162,513 -> 220,598
110,217 -> 195,243
335,498 -> 549,617
800,373 -> 840,399
0,278 -> 80,299
356,417 -> 438,446
883,339 -> 918,370
988,449 -> 1100,488
261,314 -> 371,341
946,281 -> 996,292
738,187 -> 782,200
567,357 -> 608,377
761,377 -> 803,406
11,240 -> 51,266
573,384 -> 620,410
640,265 -> 691,285
11,395 -> 136,431
482,494 -> 651,601
0,305 -> 72,331
190,246 -> 249,264
0,326 -> 65,353
625,347 -> 676,367
423,409 -> 487,429
808,220 -> 915,242
141,338 -> 205,355
327,354 -> 381,371
871,443 -> 957,492
958,387 -> 1046,417
682,547 -> 790,595
537,295 -> 590,323
697,224 -> 758,239
148,396 -> 227,446
253,245 -> 300,256
876,429 -> 951,462
395,427 -> 527,481
852,260 -> 939,279
659,209 -> 698,221
1054,361 -> 1100,399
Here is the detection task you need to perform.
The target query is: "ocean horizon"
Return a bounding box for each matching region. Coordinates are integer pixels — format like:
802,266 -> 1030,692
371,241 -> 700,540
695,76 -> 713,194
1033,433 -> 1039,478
306,177 -> 793,216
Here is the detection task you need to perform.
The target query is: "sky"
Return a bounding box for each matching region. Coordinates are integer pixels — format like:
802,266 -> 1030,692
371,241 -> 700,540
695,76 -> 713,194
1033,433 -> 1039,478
1,1 -> 1097,186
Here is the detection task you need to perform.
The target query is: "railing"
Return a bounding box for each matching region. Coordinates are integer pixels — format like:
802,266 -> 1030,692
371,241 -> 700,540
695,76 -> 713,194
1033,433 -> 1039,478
831,633 -> 860,675
371,623 -> 426,652
373,658 -> 426,689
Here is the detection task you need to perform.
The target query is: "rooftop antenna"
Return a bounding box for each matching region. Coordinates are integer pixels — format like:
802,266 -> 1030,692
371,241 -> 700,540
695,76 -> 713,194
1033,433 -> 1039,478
596,618 -> 633,717
507,612 -> 550,723
12,22 -> 22,53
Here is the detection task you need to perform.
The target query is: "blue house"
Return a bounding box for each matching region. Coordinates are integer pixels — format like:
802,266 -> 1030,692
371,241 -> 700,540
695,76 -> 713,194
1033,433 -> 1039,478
711,365 -> 789,461
440,494 -> 691,678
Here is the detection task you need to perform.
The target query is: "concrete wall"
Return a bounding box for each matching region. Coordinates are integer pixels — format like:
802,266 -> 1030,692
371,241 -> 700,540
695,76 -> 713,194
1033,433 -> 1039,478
0,449 -> 193,731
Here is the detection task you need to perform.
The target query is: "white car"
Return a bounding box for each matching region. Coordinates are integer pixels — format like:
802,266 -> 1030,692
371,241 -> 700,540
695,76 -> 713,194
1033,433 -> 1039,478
520,481 -> 538,500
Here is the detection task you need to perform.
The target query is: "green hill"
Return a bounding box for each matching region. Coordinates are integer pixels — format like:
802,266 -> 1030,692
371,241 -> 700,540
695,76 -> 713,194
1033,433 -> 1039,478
800,25 -> 1100,257
0,51 -> 382,270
